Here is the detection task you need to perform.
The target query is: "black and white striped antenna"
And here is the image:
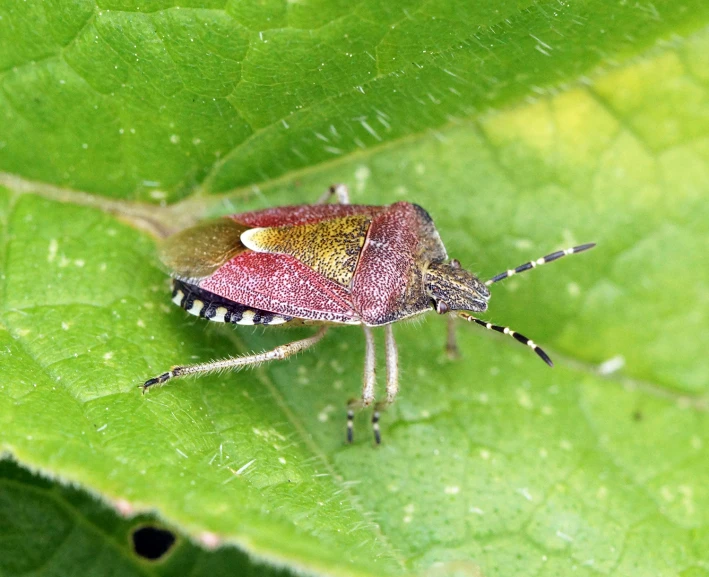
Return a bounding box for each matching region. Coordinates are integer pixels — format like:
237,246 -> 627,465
465,242 -> 596,366
486,243 -> 596,286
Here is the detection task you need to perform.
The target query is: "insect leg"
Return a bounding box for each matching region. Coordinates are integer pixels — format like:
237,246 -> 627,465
384,324 -> 399,406
346,326 -> 396,445
457,313 -> 553,367
344,326 -> 378,444
346,400 -> 356,444
362,325 -> 376,406
485,243 -> 595,286
316,183 -> 350,205
369,324 -> 400,444
446,314 -> 460,359
140,326 -> 329,392
371,409 -> 382,446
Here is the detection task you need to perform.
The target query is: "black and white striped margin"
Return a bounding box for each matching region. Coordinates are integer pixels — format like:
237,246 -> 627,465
458,312 -> 554,367
486,243 -> 596,286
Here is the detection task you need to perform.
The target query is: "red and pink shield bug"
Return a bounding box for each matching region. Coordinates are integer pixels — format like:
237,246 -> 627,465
142,184 -> 595,444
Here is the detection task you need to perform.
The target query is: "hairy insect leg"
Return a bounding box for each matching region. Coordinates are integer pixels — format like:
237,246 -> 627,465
369,324 -> 400,444
362,325 -> 376,406
446,314 -> 461,359
345,326 -> 377,444
457,313 -> 553,367
316,183 -> 350,205
141,326 -> 329,392
384,324 -> 399,405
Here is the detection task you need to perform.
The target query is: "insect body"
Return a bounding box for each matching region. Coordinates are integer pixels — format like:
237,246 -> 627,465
142,185 -> 595,443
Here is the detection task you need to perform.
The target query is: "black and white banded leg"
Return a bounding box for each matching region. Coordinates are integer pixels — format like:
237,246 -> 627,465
346,326 -> 377,444
347,325 -> 396,445
317,183 -> 350,205
370,324 -> 399,444
346,401 -> 356,444
141,326 -> 329,392
457,312 -> 553,367
486,243 -> 595,286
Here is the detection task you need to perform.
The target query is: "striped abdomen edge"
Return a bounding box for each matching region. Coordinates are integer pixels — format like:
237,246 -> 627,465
171,279 -> 293,326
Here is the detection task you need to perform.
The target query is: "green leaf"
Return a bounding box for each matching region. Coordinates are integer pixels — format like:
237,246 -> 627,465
2,0 -> 709,200
2,1 -> 709,576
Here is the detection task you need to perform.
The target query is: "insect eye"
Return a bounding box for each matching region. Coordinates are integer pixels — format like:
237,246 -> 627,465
436,301 -> 450,315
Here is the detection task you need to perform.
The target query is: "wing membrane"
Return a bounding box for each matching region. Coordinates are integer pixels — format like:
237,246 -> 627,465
159,217 -> 248,281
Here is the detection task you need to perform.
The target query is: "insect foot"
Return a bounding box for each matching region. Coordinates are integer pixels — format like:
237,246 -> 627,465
346,402 -> 356,444
346,399 -> 389,445
372,410 -> 381,445
140,369 -> 178,393
371,401 -> 392,445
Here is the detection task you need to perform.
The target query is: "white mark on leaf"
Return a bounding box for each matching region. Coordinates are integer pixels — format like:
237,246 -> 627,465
235,459 -> 256,475
47,239 -> 58,263
516,487 -> 533,501
599,355 -> 625,375
556,530 -> 573,542
517,388 -> 533,409
354,165 -> 370,193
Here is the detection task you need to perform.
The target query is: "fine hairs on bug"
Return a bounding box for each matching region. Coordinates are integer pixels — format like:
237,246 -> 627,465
142,184 -> 595,444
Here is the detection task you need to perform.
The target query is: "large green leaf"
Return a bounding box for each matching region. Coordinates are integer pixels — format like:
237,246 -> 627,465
2,1 -> 709,576
2,0 -> 709,200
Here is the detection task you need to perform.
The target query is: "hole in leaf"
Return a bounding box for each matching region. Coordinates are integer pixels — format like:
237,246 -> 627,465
132,525 -> 176,561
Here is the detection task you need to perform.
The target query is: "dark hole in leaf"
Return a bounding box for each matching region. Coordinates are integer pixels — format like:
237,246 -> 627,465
132,525 -> 176,560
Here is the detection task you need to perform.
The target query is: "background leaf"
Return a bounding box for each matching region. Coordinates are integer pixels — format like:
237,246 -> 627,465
2,1 -> 709,576
0,459 -> 293,576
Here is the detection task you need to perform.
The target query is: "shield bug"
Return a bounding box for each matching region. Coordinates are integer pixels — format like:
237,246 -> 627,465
142,184 -> 595,444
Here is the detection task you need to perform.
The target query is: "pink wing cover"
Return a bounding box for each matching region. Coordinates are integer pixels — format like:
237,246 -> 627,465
200,251 -> 359,323
207,203 -> 383,322
203,202 -> 428,323
351,202 -> 421,325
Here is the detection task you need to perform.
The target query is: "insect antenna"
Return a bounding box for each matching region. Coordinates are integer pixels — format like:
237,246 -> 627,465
457,312 -> 553,367
486,243 -> 595,286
